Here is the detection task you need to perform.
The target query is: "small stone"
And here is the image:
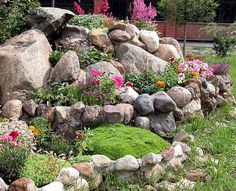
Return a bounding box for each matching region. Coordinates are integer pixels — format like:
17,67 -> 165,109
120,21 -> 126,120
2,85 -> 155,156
167,158 -> 182,170
172,141 -> 191,155
186,169 -> 206,182
167,86 -> 192,108
173,144 -> 184,157
22,99 -> 38,117
116,155 -> 139,171
145,164 -> 163,181
8,178 -> 37,191
141,153 -> 163,166
0,178 -> 8,191
134,116 -> 150,129
57,167 -> 80,185
162,147 -> 175,161
151,91 -> 177,113
125,24 -> 140,39
182,98 -> 203,119
40,181 -> 64,191
72,162 -> 94,178
134,94 -> 154,116
177,179 -> 195,190
196,147 -> 204,157
92,155 -> 111,168
2,100 -> 22,119
71,178 -> 89,191
55,106 -> 70,123
155,181 -> 176,191
173,108 -> 184,121
109,29 -> 131,42
115,103 -> 134,124
173,130 -> 190,143
103,105 -> 124,124
36,104 -> 55,122
110,60 -> 125,74
88,171 -> 102,190
69,101 -> 85,122
116,87 -> 139,104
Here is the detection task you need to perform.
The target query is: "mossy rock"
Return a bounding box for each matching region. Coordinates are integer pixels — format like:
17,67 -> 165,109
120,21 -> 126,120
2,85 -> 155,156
20,154 -> 71,187
86,124 -> 170,160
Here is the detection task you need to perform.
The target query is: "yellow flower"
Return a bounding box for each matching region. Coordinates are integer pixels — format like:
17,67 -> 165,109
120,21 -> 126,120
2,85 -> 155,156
155,80 -> 166,88
29,125 -> 41,136
192,71 -> 200,78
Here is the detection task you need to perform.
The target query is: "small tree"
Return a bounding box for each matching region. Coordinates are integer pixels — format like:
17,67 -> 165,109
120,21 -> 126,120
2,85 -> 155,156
158,0 -> 218,56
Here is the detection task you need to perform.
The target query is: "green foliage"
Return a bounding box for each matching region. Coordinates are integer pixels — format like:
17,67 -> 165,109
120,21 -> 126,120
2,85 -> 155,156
20,154 -> 70,187
86,124 -> 170,160
0,0 -> 40,44
158,0 -> 218,25
69,155 -> 92,164
126,62 -> 179,94
133,21 -> 158,32
69,14 -> 106,29
49,50 -> 64,66
29,74 -> 119,106
204,24 -> 236,57
30,117 -> 50,137
79,48 -> 113,68
0,144 -> 30,180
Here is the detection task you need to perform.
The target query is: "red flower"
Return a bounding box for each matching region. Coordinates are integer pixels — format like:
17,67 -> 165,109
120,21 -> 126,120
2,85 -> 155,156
76,133 -> 83,140
74,2 -> 85,15
9,131 -> 20,140
89,69 -> 103,77
125,82 -> 133,87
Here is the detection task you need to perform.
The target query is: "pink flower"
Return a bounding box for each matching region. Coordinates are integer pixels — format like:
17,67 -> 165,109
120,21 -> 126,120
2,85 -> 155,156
74,2 -> 85,15
89,69 -> 103,77
112,75 -> 124,89
95,0 -> 110,14
9,131 -> 20,140
0,133 -> 11,142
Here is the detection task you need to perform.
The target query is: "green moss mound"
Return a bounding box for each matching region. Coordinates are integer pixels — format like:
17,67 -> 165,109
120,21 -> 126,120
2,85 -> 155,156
87,124 -> 170,160
20,154 -> 70,187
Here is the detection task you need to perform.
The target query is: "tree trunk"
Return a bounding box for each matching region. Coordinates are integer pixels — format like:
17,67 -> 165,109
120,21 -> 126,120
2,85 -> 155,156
51,0 -> 55,7
183,23 -> 187,57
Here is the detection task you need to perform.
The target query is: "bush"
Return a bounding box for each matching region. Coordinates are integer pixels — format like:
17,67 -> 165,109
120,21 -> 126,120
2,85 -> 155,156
20,154 -> 70,187
49,50 -> 64,66
0,0 -> 40,44
86,124 -> 170,159
205,24 -> 236,57
69,14 -> 107,29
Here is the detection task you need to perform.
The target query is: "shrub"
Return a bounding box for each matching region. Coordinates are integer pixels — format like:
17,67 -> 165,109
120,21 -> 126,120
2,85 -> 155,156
49,50 -> 64,66
210,63 -> 230,75
20,154 -> 70,187
204,24 -> 236,57
0,130 -> 32,180
86,124 -> 170,159
0,0 -> 40,44
69,14 -> 107,29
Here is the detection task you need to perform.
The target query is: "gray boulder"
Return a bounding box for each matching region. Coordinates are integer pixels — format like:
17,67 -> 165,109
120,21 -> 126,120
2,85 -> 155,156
50,50 -> 80,83
81,106 -> 104,127
27,7 -> 75,37
149,112 -> 176,137
151,91 -> 177,113
116,43 -> 168,74
2,100 -> 22,119
134,94 -> 154,116
134,116 -> 150,130
109,30 -> 131,42
0,30 -> 51,104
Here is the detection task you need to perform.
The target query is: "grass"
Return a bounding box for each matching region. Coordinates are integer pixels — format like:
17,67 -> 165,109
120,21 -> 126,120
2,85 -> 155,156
86,124 -> 170,160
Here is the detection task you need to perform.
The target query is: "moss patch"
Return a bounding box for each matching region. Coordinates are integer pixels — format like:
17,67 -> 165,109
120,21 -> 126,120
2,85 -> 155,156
87,124 -> 170,160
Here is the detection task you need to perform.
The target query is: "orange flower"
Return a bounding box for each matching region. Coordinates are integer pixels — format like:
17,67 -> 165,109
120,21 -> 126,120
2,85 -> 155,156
156,80 -> 166,87
192,71 -> 200,78
29,125 -> 41,136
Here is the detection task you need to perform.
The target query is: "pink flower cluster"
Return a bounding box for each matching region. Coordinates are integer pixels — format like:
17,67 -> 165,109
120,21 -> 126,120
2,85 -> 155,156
0,131 -> 23,147
131,0 -> 157,21
178,59 -> 213,82
74,2 -> 85,15
95,0 -> 111,15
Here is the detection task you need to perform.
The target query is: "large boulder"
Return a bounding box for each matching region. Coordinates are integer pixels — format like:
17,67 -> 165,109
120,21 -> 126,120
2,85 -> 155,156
116,43 -> 168,74
109,30 -> 131,43
84,61 -> 121,78
139,30 -> 160,53
89,28 -> 114,53
0,30 -> 51,104
27,7 -> 75,37
50,50 -> 80,83
154,44 -> 181,62
160,37 -> 183,58
134,94 -> 154,116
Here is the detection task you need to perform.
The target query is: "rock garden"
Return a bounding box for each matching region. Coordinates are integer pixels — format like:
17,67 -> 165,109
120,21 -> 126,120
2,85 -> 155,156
0,0 -> 236,191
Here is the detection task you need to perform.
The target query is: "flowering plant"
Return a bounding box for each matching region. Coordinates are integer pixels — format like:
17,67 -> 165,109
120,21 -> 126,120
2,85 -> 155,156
177,59 -> 213,82
131,0 -> 157,21
210,63 -> 230,75
74,128 -> 92,155
94,0 -> 112,16
74,2 -> 85,15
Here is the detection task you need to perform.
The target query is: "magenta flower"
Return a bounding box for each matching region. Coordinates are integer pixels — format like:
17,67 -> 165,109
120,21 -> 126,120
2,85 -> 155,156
112,75 -> 124,89
9,131 -> 20,140
74,2 -> 85,15
89,69 -> 103,77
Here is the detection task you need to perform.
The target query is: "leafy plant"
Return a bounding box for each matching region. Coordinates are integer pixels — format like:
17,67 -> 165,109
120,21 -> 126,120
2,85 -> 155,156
204,24 -> 236,57
20,154 -> 70,187
69,14 -> 107,29
49,50 -> 64,66
133,21 -> 158,32
79,48 -> 113,68
74,129 -> 92,155
0,0 -> 40,44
